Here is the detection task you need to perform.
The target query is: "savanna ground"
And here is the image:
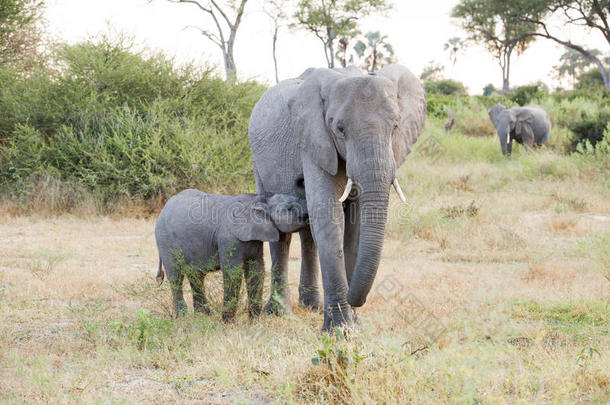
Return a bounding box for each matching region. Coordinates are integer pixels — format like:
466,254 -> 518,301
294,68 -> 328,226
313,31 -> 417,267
1,127 -> 608,403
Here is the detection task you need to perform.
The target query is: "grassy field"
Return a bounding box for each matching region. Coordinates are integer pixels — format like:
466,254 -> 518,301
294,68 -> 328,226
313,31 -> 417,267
1,129 -> 608,403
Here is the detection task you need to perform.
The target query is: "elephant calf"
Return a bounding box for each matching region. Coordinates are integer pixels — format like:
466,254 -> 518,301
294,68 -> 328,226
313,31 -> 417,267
489,104 -> 551,155
155,189 -> 308,320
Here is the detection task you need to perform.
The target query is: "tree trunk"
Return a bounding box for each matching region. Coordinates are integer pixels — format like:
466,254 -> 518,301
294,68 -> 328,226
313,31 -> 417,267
272,24 -> 279,84
501,45 -> 513,93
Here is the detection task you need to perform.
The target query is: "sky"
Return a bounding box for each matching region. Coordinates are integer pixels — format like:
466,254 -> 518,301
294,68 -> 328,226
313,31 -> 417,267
44,0 -> 607,94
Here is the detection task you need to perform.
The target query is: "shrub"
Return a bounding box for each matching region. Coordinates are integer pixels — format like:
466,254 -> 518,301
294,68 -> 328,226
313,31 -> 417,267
425,79 -> 467,96
0,36 -> 265,213
568,109 -> 610,151
576,68 -> 606,90
508,82 -> 549,106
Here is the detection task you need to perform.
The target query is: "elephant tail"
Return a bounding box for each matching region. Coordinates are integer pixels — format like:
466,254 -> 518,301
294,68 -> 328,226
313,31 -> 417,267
156,256 -> 164,285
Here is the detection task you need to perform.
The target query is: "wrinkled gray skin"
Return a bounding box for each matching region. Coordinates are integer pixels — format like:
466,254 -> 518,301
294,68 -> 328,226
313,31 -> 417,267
489,104 -> 551,155
155,189 -> 308,320
248,64 -> 426,331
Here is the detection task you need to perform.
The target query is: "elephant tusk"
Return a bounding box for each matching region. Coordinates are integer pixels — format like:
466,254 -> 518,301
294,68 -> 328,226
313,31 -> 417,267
339,178 -> 353,202
494,131 -> 498,139
393,178 -> 407,203
507,133 -> 510,144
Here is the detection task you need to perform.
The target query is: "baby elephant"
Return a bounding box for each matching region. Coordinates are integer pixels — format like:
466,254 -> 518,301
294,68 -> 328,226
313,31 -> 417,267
489,104 -> 551,155
155,189 -> 308,320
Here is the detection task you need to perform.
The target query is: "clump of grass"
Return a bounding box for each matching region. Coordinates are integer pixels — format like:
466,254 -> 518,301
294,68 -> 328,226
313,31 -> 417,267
440,200 -> 479,219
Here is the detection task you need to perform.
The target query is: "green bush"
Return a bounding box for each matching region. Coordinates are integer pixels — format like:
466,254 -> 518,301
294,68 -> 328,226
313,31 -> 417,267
0,36 -> 265,213
508,82 -> 549,106
568,110 -> 610,151
425,79 -> 467,96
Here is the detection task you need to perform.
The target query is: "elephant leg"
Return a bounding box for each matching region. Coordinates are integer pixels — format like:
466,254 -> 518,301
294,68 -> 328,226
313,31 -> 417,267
190,271 -> 210,315
168,269 -> 187,317
265,232 -> 292,315
303,160 -> 353,332
245,255 -> 265,318
298,227 -> 322,311
221,254 -> 244,322
160,251 -> 187,317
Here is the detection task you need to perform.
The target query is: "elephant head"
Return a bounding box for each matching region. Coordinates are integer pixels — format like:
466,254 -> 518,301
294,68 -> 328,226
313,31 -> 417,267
489,104 -> 516,155
290,65 -> 426,307
229,194 -> 308,242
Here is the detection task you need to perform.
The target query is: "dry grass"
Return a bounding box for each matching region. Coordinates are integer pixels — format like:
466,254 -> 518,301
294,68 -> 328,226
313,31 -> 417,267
1,149 -> 609,403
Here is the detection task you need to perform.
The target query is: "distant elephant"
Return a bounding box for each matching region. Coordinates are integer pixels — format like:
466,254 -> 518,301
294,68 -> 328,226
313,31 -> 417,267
155,190 -> 308,320
248,64 -> 426,331
489,104 -> 551,155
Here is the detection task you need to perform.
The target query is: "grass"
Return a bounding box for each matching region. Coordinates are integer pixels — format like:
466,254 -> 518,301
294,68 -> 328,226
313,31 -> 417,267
1,135 -> 608,403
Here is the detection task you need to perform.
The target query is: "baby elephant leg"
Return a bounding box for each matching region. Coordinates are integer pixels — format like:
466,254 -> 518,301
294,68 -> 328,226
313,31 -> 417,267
221,253 -> 244,321
245,257 -> 265,318
167,266 -> 187,317
189,271 -> 211,315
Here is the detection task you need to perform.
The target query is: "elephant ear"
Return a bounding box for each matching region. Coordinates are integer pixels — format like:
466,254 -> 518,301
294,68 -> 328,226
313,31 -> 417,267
514,110 -> 535,146
228,197 -> 279,242
290,68 -> 342,176
376,64 -> 426,168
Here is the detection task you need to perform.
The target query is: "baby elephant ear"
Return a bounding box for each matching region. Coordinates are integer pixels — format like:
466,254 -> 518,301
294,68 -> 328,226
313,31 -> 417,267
228,201 -> 279,243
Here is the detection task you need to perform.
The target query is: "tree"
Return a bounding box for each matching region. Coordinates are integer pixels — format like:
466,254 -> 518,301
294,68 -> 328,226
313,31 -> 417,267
0,0 -> 45,69
263,0 -> 291,83
419,61 -> 445,82
293,0 -> 391,68
156,0 -> 249,80
513,0 -> 610,91
452,0 -> 542,92
553,48 -> 605,86
352,31 -> 396,72
443,36 -> 465,68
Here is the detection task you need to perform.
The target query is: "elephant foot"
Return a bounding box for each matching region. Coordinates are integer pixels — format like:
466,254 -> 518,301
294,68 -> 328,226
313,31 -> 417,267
173,300 -> 188,318
298,289 -> 323,313
321,302 -> 355,333
264,294 -> 291,316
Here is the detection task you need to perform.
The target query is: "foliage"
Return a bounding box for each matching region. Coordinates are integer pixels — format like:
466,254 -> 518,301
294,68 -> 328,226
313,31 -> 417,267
482,83 -> 497,96
0,36 -> 265,213
516,0 -> 610,90
109,309 -> 175,350
425,79 -> 467,96
0,0 -> 45,69
553,49 -> 608,86
351,31 -> 395,72
419,60 -> 445,82
576,68 -> 607,90
452,0 -> 543,91
443,36 -> 465,66
569,109 -> 610,151
508,82 -> 549,105
293,0 -> 391,68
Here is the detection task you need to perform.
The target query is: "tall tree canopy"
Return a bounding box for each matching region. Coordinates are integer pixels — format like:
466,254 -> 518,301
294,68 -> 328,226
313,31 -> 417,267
293,0 -> 391,68
0,0 -> 45,68
514,0 -> 610,90
452,0 -> 543,92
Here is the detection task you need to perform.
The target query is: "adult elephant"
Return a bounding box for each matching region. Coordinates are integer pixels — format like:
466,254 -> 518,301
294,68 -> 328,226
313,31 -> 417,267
489,104 -> 551,155
248,64 -> 426,330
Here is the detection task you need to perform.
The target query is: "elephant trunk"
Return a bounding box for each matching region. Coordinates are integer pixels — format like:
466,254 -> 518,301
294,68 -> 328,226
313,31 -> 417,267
498,127 -> 509,155
346,184 -> 390,307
